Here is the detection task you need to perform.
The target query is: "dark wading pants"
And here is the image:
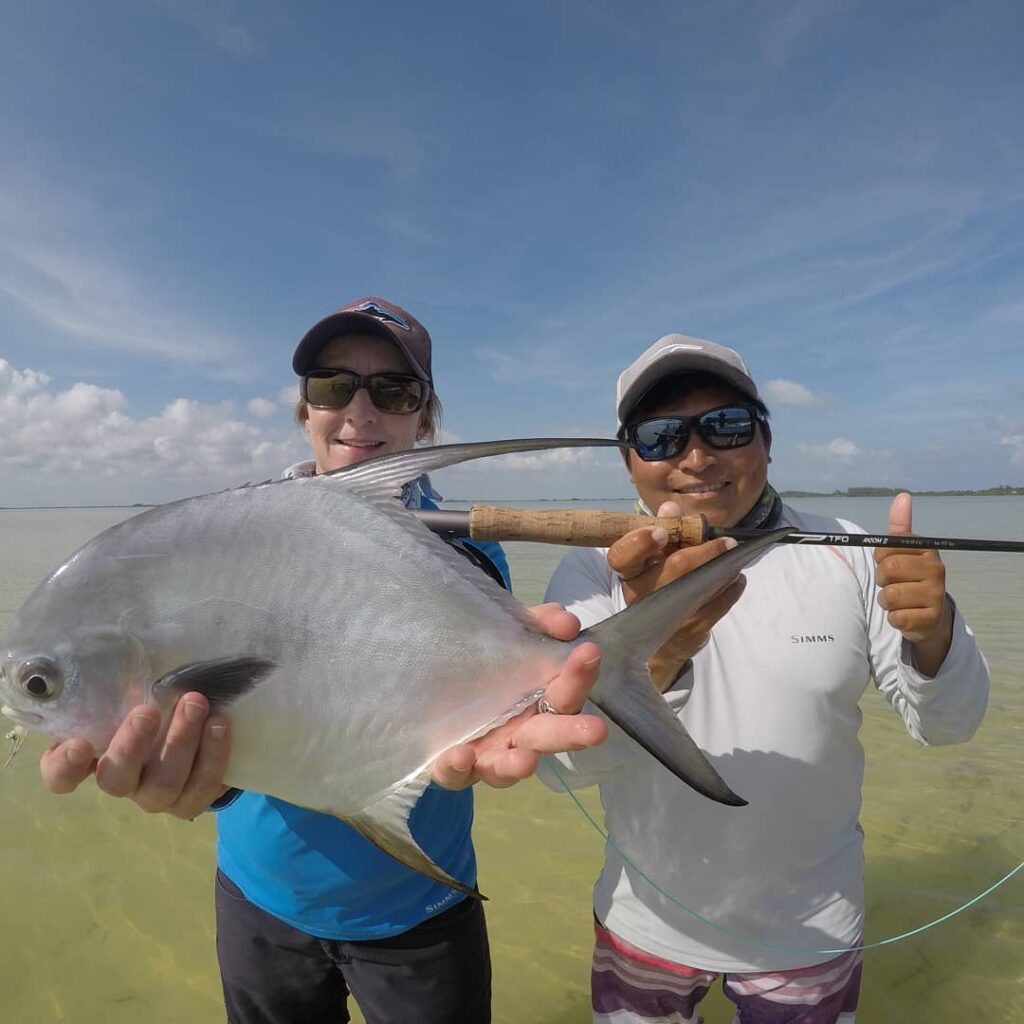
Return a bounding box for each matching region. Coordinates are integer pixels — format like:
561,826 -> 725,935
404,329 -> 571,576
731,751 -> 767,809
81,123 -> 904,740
215,869 -> 491,1024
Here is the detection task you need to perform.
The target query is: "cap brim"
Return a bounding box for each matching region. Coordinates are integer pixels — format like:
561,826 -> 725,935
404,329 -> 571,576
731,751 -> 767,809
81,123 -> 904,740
293,312 -> 400,374
292,311 -> 429,381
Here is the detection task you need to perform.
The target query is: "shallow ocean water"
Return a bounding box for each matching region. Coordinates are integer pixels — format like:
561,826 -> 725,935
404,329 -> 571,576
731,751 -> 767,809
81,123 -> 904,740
0,498 -> 1020,1022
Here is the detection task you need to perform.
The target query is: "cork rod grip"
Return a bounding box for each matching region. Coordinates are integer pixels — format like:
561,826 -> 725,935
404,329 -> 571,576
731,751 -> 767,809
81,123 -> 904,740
467,505 -> 709,547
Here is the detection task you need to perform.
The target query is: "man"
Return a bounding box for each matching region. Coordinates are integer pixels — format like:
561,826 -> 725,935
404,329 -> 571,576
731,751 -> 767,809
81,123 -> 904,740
542,333 -> 989,1024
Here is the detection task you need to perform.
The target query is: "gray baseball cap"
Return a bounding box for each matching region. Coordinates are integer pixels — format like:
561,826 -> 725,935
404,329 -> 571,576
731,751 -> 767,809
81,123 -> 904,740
616,333 -> 759,428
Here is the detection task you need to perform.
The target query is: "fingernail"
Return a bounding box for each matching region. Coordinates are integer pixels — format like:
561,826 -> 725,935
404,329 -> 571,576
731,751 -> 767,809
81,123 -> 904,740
650,528 -> 668,545
131,713 -> 158,736
723,537 -> 738,550
65,747 -> 90,767
183,700 -> 205,724
209,724 -> 227,740
582,652 -> 602,668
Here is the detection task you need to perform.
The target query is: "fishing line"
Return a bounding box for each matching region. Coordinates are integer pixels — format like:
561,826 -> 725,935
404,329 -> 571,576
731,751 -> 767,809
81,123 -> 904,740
549,761 -> 1023,955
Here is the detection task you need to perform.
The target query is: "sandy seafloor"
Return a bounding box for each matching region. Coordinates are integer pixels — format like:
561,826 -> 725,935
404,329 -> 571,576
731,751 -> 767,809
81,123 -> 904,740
0,497 -> 1020,1023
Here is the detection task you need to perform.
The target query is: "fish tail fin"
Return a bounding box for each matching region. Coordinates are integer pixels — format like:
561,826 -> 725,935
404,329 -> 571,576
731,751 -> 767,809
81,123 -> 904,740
580,528 -> 792,807
584,623 -> 746,807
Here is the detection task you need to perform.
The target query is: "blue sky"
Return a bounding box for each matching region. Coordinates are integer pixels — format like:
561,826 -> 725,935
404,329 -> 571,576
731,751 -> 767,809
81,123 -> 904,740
1,0 -> 1021,506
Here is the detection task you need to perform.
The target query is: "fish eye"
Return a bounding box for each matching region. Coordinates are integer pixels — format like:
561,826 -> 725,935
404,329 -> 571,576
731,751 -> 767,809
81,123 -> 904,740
17,659 -> 63,702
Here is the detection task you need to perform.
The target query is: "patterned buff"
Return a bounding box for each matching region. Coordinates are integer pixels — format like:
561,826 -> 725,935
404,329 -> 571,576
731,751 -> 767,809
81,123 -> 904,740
634,483 -> 783,530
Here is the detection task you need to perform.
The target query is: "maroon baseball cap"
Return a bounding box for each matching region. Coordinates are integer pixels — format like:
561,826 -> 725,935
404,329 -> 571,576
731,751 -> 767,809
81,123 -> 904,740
292,296 -> 433,385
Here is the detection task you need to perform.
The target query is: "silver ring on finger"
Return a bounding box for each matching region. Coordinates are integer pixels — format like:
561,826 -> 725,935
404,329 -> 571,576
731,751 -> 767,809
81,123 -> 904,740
536,696 -> 562,715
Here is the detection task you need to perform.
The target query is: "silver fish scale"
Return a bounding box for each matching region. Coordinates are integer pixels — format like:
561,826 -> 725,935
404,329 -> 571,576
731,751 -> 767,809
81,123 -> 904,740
9,477 -> 568,816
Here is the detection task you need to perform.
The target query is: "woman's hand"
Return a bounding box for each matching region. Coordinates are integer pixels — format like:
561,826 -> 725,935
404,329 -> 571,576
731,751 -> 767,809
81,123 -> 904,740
431,603 -> 607,790
39,695 -> 231,820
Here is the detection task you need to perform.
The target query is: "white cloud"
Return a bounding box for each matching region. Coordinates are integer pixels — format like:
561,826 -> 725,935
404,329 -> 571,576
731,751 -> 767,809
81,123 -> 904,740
761,379 -> 824,407
279,384 -> 299,405
1001,435 -> 1024,466
154,0 -> 256,55
998,415 -> 1024,466
493,449 -> 596,471
0,361 -> 52,397
797,437 -> 862,462
0,359 -> 300,484
760,0 -> 841,70
0,174 -> 247,373
248,397 -> 277,418
986,299 -> 1024,325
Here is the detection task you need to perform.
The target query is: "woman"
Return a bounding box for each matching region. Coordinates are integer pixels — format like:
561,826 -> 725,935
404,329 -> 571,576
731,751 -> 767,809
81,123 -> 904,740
40,296 -> 606,1024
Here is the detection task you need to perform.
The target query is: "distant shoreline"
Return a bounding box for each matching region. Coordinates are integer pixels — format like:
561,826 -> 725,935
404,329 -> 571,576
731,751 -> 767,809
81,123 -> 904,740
779,487 -> 1024,498
0,504 -> 158,510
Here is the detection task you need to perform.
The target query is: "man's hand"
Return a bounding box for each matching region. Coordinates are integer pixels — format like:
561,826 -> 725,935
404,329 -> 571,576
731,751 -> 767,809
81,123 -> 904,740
606,500 -> 746,690
39,695 -> 231,820
431,603 -> 606,791
874,492 -> 953,677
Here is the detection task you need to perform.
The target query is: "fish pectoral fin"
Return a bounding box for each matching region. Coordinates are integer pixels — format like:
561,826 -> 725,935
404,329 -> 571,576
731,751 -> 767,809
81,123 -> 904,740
151,656 -> 275,712
340,775 -> 483,900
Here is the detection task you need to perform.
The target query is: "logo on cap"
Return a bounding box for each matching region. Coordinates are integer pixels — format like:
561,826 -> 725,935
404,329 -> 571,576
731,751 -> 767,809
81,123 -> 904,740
353,301 -> 411,331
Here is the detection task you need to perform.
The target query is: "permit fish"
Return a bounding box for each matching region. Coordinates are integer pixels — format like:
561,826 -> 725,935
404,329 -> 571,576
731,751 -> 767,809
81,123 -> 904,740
0,438 -> 791,895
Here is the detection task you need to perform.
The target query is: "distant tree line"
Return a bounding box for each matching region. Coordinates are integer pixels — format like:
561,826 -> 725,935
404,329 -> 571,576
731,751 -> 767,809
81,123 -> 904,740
781,485 -> 1024,497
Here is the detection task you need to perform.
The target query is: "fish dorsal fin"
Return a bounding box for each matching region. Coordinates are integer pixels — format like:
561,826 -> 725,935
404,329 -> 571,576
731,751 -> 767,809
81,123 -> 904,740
340,773 -> 483,898
321,438 -> 624,502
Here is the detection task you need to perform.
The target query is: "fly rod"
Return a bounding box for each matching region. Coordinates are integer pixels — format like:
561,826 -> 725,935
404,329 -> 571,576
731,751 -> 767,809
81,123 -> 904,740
413,505 -> 1024,554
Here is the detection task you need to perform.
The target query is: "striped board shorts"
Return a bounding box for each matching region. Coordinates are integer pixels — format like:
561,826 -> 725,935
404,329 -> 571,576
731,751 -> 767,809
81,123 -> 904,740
592,918 -> 862,1024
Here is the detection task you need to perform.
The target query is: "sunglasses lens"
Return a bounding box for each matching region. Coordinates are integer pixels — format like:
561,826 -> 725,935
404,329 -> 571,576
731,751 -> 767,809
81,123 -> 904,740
630,406 -> 758,460
698,406 -> 756,448
631,418 -> 690,461
304,371 -> 358,408
366,376 -> 426,414
303,371 -> 426,414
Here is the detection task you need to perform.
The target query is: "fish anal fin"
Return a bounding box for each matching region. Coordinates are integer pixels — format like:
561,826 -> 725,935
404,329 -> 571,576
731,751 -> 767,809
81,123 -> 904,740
341,775 -> 484,900
151,656 -> 275,712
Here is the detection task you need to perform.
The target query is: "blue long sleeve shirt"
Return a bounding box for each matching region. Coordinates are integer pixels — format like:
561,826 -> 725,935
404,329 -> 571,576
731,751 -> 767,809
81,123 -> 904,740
215,474 -> 510,939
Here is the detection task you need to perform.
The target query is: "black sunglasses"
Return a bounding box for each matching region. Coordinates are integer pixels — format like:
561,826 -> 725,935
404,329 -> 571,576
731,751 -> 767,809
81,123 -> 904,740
626,404 -> 765,461
302,369 -> 429,415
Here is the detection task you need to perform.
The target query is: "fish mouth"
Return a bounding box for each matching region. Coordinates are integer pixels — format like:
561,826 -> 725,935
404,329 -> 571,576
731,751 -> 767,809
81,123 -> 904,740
0,704 -> 43,726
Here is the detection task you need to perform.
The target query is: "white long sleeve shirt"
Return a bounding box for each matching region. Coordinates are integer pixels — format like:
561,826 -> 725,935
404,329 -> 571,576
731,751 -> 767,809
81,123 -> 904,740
540,505 -> 989,973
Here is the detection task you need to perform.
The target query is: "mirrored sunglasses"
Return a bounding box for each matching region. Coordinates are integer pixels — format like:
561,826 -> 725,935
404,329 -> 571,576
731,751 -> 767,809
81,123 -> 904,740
627,404 -> 764,461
